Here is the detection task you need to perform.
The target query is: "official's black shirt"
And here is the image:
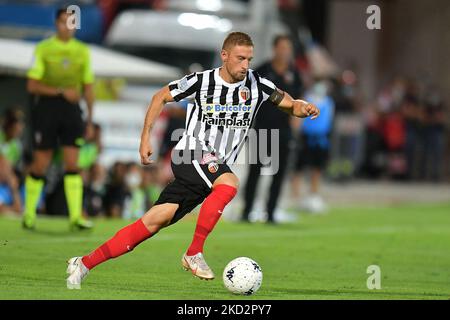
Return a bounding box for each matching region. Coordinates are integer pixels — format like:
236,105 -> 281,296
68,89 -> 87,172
254,62 -> 302,137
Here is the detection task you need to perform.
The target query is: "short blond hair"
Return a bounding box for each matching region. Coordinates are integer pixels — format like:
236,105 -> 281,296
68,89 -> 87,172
222,32 -> 254,50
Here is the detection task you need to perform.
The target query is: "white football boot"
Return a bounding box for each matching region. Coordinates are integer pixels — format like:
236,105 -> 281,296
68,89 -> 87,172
182,252 -> 215,280
66,257 -> 89,289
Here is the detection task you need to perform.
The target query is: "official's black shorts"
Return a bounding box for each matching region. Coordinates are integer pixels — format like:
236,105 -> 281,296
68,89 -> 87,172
154,150 -> 233,225
295,134 -> 330,170
31,96 -> 84,150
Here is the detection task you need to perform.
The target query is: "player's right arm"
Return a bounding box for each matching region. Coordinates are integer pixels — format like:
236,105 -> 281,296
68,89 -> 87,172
139,86 -> 174,165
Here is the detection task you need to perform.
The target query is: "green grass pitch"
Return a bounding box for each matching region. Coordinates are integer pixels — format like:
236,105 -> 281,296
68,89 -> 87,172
1,203 -> 449,300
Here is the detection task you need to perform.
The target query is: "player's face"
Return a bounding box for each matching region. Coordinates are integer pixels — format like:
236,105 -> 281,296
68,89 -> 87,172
221,45 -> 254,82
274,39 -> 293,63
56,13 -> 76,40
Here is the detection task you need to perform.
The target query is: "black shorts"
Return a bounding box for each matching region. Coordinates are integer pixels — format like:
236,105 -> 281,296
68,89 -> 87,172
154,150 -> 233,225
31,96 -> 84,150
295,134 -> 330,170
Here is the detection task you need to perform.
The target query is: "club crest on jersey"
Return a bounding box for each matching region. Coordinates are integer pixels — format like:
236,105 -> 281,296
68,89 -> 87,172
239,86 -> 250,101
208,162 -> 219,173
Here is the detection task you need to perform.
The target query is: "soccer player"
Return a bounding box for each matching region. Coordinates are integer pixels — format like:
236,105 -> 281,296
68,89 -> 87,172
23,8 -> 95,230
66,32 -> 319,289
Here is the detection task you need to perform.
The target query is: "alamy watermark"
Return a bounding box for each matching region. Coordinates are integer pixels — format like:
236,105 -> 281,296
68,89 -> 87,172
66,5 -> 81,30
366,5 -> 381,30
366,265 -> 381,289
170,128 -> 281,176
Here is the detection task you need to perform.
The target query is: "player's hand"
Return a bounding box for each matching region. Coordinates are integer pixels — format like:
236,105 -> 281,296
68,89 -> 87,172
139,138 -> 154,165
63,88 -> 81,104
294,100 -> 320,119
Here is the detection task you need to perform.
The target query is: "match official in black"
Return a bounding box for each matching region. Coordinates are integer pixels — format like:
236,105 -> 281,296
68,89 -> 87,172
241,35 -> 302,223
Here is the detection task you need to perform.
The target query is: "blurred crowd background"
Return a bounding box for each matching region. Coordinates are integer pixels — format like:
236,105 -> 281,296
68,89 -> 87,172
0,0 -> 449,220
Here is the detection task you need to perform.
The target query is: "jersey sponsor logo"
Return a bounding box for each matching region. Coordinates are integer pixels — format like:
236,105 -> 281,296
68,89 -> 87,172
239,86 -> 250,100
201,114 -> 251,128
203,104 -> 252,113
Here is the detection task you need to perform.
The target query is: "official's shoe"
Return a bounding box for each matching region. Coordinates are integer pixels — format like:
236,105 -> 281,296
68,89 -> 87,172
182,252 -> 215,280
70,219 -> 94,231
22,220 -> 35,230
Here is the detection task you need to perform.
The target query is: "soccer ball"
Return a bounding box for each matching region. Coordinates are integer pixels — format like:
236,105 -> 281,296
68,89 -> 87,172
222,257 -> 263,295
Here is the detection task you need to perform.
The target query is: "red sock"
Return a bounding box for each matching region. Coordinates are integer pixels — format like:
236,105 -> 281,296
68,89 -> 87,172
186,184 -> 237,256
82,219 -> 152,270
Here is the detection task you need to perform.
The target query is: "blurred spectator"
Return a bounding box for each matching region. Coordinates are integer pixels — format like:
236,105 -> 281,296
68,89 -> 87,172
122,162 -> 146,219
291,80 -> 334,213
382,106 -> 407,179
103,161 -> 128,217
159,101 -> 187,160
159,100 -> 187,185
401,91 -> 423,180
360,103 -> 385,179
0,175 -> 21,215
84,163 -> 107,217
327,72 -> 363,181
0,108 -> 24,172
78,123 -> 102,170
421,89 -> 446,182
361,76 -> 447,182
0,108 -> 25,215
142,164 -> 162,208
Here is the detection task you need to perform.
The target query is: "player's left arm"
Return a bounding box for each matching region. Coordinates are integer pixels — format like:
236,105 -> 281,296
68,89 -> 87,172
270,89 -> 320,120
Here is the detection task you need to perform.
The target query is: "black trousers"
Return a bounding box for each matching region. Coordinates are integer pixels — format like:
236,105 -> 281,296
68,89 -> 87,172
242,129 -> 291,221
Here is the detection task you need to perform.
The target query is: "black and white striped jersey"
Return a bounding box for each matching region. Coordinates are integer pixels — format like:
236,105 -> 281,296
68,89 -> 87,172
168,67 -> 277,165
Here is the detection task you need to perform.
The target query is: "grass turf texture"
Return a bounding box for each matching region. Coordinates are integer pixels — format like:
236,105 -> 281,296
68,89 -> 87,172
0,203 -> 449,300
